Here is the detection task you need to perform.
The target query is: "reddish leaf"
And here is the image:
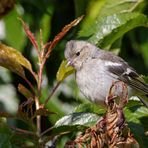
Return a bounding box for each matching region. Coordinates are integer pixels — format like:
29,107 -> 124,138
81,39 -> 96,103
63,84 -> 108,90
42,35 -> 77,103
18,84 -> 34,99
46,15 -> 84,58
0,43 -> 33,79
19,18 -> 39,51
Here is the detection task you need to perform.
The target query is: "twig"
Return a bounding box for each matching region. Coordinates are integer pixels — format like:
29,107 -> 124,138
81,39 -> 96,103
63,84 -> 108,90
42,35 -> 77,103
24,77 -> 35,95
35,54 -> 46,136
40,127 -> 53,137
11,126 -> 36,136
43,81 -> 61,108
37,59 -> 46,96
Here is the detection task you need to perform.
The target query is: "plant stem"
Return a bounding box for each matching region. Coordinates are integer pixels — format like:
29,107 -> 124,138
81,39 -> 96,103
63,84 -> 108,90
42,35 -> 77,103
38,59 -> 46,97
40,126 -> 53,137
11,126 -> 36,136
35,96 -> 41,136
35,56 -> 46,136
24,77 -> 35,94
43,81 -> 61,108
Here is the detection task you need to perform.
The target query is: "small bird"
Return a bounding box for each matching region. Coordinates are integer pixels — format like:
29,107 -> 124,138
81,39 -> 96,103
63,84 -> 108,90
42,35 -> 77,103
64,40 -> 148,107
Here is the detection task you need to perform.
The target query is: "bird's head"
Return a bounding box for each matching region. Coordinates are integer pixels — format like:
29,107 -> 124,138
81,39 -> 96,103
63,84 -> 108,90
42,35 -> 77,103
64,40 -> 98,70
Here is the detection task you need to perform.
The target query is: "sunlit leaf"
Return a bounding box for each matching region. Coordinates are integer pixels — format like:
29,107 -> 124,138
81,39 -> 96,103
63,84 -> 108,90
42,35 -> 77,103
79,0 -> 145,36
0,43 -> 33,78
75,103 -> 105,115
78,0 -> 148,48
125,105 -> 148,125
18,84 -> 34,99
98,13 -> 148,48
56,60 -> 75,82
80,12 -> 148,48
55,112 -> 100,127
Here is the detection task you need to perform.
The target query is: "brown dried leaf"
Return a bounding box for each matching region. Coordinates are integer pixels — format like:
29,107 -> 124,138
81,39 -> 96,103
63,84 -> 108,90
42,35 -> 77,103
46,15 -> 84,58
17,99 -> 34,123
0,43 -> 33,79
65,81 -> 139,147
18,84 -> 34,99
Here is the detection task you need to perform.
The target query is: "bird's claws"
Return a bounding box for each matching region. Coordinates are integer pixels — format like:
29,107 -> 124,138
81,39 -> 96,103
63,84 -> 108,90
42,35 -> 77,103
105,81 -> 128,108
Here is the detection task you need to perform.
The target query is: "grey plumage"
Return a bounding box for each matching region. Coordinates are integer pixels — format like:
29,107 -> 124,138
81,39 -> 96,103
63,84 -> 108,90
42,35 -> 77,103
64,40 -> 148,107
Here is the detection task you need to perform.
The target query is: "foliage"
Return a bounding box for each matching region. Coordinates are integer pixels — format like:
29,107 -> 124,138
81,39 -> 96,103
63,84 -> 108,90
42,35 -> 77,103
0,0 -> 148,147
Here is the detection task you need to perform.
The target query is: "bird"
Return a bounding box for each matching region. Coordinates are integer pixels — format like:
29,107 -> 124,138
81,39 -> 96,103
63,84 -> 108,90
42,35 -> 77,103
64,40 -> 148,107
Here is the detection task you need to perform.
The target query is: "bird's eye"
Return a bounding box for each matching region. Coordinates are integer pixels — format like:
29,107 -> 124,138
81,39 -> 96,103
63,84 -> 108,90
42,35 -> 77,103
76,51 -> 80,56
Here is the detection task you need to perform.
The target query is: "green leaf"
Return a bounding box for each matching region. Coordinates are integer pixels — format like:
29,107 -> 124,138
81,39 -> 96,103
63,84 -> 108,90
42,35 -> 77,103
4,8 -> 26,51
80,12 -> 148,48
78,0 -> 148,48
56,60 -> 75,82
0,123 -> 13,148
39,12 -> 53,43
125,104 -> 148,126
124,101 -> 148,147
74,0 -> 89,17
0,43 -> 33,79
128,122 -> 148,147
98,13 -> 148,48
75,103 -> 105,115
49,125 -> 87,138
55,112 -> 100,127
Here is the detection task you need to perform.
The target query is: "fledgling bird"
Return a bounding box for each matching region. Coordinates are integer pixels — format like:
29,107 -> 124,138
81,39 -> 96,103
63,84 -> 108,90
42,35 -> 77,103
64,40 -> 148,107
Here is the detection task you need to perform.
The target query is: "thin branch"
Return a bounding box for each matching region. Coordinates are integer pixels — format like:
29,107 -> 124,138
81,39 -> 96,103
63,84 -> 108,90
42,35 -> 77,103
37,59 -> 46,97
40,126 -> 53,137
24,77 -> 35,95
35,53 -> 46,136
40,127 -> 70,138
43,81 -> 61,108
11,126 -> 36,136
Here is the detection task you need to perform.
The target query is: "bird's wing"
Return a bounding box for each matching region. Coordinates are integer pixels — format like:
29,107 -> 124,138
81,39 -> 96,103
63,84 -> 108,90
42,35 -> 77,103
107,62 -> 148,94
98,51 -> 148,95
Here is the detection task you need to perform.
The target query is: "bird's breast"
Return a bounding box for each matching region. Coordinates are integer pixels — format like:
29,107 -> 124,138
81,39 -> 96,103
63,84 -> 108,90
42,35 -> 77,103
76,59 -> 115,105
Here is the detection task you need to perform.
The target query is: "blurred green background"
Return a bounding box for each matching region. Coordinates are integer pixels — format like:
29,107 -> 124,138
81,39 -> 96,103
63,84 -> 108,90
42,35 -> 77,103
0,0 -> 148,147
0,0 -> 148,125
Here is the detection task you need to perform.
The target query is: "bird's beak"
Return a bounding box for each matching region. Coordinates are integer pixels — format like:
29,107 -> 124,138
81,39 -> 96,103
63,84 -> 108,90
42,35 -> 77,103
66,60 -> 73,67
